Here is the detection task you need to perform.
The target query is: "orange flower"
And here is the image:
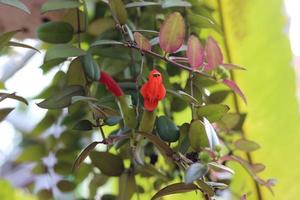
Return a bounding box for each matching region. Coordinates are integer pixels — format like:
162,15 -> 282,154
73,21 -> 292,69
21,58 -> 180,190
140,69 -> 166,111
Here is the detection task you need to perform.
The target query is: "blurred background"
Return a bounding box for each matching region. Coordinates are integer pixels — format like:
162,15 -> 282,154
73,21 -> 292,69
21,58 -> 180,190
0,0 -> 300,199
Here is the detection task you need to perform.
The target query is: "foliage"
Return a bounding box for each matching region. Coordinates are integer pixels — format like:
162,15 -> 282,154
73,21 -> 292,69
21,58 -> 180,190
0,0 -> 277,199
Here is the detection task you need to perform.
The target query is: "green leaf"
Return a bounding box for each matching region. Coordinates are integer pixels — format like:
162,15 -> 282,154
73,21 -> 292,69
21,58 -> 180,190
37,21 -> 74,44
37,85 -> 85,109
0,29 -> 22,48
90,151 -> 124,176
208,162 -> 235,174
134,32 -> 151,51
45,44 -> 86,61
203,118 -> 220,149
151,183 -> 200,200
196,104 -> 229,122
0,108 -> 14,122
188,11 -> 222,34
159,12 -> 185,53
184,163 -> 208,184
71,96 -> 98,104
7,41 -> 40,52
66,57 -> 86,86
91,39 -> 123,47
0,0 -> 30,13
156,116 -> 180,143
108,0 -> 128,24
54,161 -> 73,175
57,180 -> 76,192
32,163 -> 48,174
208,90 -> 230,104
125,1 -> 161,8
105,116 -> 122,126
72,141 -> 100,171
80,53 -> 100,81
16,144 -> 47,162
0,92 -> 28,105
177,90 -> 200,105
41,0 -> 81,13
196,179 -> 215,197
234,138 -> 260,152
188,120 -> 209,151
73,120 -> 94,131
161,0 -> 191,8
88,18 -> 115,36
117,95 -> 137,129
118,172 -> 136,200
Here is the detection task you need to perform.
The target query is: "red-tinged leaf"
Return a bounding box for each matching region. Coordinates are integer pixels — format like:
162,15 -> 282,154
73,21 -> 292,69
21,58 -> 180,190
134,32 -> 151,51
159,12 -> 185,53
234,138 -> 260,152
221,63 -> 246,70
151,183 -> 200,200
205,36 -> 223,70
223,79 -> 247,104
251,163 -> 266,173
187,35 -> 204,70
240,194 -> 247,200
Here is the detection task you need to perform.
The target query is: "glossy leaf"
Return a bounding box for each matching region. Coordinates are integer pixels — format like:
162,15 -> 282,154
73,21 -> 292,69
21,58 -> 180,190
88,18 -> 115,36
72,141 -> 100,171
0,29 -> 22,47
45,44 -> 86,61
37,85 -> 85,109
90,151 -> 124,176
223,79 -> 247,104
37,21 -> 74,44
134,32 -> 151,51
41,0 -> 81,13
108,0 -> 128,25
0,0 -> 30,13
0,108 -> 14,122
196,104 -> 229,122
188,120 -> 209,151
188,12 -> 222,34
66,58 -> 86,86
156,116 -> 180,143
205,36 -> 223,70
80,53 -> 100,81
125,1 -> 160,8
184,163 -> 208,184
105,116 -> 122,126
0,92 -> 28,105
159,12 -> 185,53
151,183 -> 200,200
208,162 -> 235,174
7,41 -> 40,52
161,0 -> 192,8
203,118 -> 220,149
187,35 -> 204,69
91,39 -> 123,47
208,90 -> 231,104
234,138 -> 261,152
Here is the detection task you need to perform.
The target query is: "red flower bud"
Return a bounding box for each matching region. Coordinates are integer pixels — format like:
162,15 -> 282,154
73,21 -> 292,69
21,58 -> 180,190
140,69 -> 166,111
99,71 -> 123,97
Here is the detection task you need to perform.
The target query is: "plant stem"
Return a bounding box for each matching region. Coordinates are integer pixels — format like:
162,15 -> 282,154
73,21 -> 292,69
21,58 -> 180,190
216,0 -> 263,199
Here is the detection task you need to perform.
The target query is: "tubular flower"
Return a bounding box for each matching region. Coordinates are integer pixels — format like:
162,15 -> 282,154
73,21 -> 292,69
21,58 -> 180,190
140,69 -> 166,111
99,71 -> 123,97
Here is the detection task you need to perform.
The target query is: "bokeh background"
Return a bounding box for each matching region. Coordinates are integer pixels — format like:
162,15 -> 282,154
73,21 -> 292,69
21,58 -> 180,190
1,0 -> 300,199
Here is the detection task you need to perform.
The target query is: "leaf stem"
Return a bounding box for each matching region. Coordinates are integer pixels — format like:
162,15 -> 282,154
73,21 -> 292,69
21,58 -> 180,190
217,0 -> 263,199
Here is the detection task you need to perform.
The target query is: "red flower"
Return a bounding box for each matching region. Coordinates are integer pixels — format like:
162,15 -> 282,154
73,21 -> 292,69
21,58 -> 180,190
141,69 -> 166,111
99,71 -> 123,97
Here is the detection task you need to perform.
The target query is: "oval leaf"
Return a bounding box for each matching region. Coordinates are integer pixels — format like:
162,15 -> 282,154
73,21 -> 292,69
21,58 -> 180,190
159,12 -> 185,53
80,53 -> 100,81
45,44 -> 86,61
134,32 -> 151,51
185,163 -> 208,184
208,162 -> 235,174
187,35 -> 204,69
156,116 -> 180,143
109,0 -> 128,24
151,183 -> 200,200
197,104 -> 229,122
223,79 -> 247,104
205,36 -> 223,70
73,120 -> 94,131
188,120 -> 209,151
234,138 -> 260,152
203,117 -> 220,149
57,180 -> 76,192
41,0 -> 81,13
37,85 -> 85,109
90,151 -> 124,176
37,21 -> 74,44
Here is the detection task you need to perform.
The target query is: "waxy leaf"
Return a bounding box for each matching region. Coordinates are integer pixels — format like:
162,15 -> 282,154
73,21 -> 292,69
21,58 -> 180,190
188,120 -> 209,151
187,35 -> 204,69
134,32 -> 151,51
203,118 -> 220,149
37,21 -> 74,44
205,36 -> 223,70
161,0 -> 191,8
80,53 -> 100,81
196,104 -> 229,122
41,0 -> 81,13
159,12 -> 185,53
90,151 -> 124,176
151,183 -> 200,200
234,138 -> 261,152
0,0 -> 30,13
45,44 -> 86,61
223,79 -> 247,104
37,85 -> 85,109
208,90 -> 231,104
156,116 -> 180,143
72,141 -> 100,171
0,108 -> 14,122
109,0 -> 128,25
126,1 -> 160,8
184,163 -> 208,184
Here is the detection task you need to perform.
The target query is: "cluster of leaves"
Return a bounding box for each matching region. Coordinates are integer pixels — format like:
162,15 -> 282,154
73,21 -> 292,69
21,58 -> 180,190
0,0 -> 275,200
